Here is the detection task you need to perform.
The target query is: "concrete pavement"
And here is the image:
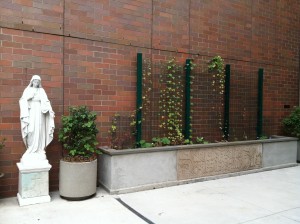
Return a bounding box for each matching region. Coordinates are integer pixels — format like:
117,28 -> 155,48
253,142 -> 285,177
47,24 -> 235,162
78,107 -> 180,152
1,165 -> 300,224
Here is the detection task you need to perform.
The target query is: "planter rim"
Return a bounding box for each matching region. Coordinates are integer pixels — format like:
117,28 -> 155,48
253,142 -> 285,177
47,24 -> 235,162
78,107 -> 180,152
99,136 -> 298,156
60,158 -> 97,164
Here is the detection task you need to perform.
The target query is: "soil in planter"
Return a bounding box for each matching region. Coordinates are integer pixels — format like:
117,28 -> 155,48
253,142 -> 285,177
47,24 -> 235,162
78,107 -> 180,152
62,155 -> 97,162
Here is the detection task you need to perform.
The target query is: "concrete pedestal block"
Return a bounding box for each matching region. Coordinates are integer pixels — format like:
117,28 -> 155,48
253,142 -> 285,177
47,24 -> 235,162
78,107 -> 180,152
17,162 -> 52,206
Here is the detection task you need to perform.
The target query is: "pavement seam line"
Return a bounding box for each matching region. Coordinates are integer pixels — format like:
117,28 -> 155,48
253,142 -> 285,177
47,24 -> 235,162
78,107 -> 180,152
115,197 -> 155,224
238,206 -> 300,224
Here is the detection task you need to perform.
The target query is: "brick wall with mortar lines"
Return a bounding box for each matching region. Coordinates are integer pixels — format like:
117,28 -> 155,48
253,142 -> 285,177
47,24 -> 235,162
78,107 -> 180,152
0,0 -> 299,197
0,28 -> 63,197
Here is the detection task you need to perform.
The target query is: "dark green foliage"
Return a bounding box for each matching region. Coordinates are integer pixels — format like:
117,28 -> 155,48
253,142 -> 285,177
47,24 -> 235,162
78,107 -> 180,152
152,137 -> 171,146
59,106 -> 100,158
282,107 -> 300,138
195,137 -> 209,144
0,137 -> 6,150
139,137 -> 171,148
258,135 -> 268,140
183,136 -> 208,145
139,140 -> 153,148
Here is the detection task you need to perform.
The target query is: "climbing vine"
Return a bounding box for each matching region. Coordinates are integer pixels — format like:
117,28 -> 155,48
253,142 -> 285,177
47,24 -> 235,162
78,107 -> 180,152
109,111 -> 137,149
109,59 -> 153,149
142,59 -> 152,117
208,56 -> 225,94
109,57 -> 206,148
159,58 -> 184,144
208,56 -> 225,140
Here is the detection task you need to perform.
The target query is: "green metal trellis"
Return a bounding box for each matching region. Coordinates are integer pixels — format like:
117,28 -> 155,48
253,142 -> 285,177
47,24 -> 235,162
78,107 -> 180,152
136,53 -> 143,146
257,68 -> 264,138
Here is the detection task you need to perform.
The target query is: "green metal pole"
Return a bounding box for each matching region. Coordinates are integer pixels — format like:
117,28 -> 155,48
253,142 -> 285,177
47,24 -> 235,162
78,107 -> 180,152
184,59 -> 191,140
224,64 -> 230,141
257,68 -> 264,138
136,53 -> 143,146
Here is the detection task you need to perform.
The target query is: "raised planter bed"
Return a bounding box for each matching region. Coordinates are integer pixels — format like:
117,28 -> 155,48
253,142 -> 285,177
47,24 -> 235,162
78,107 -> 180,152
98,136 -> 298,194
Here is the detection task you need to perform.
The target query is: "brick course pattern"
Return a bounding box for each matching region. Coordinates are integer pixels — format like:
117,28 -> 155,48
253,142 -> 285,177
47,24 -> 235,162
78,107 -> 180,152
0,0 -> 299,197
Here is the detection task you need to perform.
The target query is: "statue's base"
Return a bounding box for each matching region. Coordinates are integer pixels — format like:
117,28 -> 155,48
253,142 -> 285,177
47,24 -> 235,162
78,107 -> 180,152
17,193 -> 51,206
17,162 -> 52,206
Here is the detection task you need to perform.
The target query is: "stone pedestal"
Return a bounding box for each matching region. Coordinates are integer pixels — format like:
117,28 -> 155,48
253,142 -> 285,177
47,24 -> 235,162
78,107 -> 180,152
17,161 -> 52,206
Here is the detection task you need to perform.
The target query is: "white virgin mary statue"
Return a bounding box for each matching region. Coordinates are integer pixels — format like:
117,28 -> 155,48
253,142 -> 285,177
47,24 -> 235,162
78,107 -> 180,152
19,75 -> 55,166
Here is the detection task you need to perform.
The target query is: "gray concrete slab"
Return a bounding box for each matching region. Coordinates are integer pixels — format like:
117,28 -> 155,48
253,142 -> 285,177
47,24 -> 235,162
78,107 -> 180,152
119,165 -> 300,224
1,165 -> 299,224
0,188 -> 146,224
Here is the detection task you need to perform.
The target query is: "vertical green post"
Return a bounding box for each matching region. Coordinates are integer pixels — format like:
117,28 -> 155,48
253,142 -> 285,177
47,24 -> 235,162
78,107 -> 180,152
257,68 -> 264,138
184,59 -> 191,140
223,64 -> 230,141
136,53 -> 143,146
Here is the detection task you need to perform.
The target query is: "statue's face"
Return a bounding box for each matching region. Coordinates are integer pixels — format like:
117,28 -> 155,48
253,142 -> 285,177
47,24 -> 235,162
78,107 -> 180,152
32,79 -> 40,88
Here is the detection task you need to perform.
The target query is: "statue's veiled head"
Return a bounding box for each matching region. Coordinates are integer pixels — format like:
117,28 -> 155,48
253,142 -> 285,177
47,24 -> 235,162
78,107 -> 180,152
29,75 -> 42,88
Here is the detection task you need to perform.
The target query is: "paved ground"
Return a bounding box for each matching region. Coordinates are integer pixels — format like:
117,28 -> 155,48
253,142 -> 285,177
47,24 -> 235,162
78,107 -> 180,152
1,165 -> 300,224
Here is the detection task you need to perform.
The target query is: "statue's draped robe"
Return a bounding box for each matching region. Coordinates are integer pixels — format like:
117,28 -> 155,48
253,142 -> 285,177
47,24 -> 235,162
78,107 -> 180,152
20,87 -> 54,154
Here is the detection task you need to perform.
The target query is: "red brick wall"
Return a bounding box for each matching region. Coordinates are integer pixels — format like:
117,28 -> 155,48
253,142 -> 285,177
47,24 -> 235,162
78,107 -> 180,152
0,0 -> 299,197
0,28 -> 63,196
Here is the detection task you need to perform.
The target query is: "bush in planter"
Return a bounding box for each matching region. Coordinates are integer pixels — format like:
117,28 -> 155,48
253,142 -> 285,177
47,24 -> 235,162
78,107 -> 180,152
282,107 -> 300,138
58,106 -> 100,199
58,106 -> 100,161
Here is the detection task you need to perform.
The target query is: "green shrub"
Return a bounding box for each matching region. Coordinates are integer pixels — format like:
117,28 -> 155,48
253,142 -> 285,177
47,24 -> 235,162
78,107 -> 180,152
282,107 -> 300,138
59,106 -> 100,159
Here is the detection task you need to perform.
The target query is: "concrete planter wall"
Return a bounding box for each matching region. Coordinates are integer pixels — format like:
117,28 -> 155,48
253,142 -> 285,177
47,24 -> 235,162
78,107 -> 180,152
298,140 -> 300,163
59,159 -> 97,200
262,136 -> 298,167
98,136 -> 298,194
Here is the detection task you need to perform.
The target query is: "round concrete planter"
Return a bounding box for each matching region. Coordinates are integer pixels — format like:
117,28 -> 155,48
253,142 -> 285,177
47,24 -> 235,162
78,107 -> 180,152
59,159 -> 97,200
